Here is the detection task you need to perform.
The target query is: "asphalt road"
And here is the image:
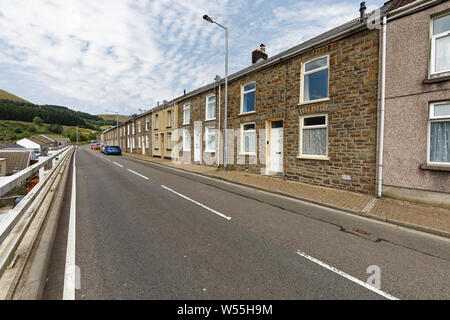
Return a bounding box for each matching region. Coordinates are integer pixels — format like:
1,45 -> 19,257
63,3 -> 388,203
42,146 -> 450,299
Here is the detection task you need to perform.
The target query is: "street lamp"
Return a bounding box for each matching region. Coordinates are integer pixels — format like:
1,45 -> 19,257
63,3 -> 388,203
203,14 -> 228,171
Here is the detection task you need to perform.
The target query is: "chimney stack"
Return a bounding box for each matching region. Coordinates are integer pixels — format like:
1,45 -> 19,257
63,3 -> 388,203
252,44 -> 268,64
359,2 -> 366,22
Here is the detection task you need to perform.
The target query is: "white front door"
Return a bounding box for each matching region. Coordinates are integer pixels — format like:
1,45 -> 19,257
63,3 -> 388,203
269,121 -> 283,173
194,124 -> 202,164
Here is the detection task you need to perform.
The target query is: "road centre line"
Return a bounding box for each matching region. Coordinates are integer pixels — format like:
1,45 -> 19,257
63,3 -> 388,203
127,169 -> 149,180
113,162 -> 124,168
161,185 -> 232,221
296,250 -> 399,300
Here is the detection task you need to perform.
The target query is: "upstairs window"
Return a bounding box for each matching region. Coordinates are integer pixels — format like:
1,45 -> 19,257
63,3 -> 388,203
242,82 -> 255,113
431,13 -> 450,75
302,56 -> 329,102
145,118 -> 150,131
206,95 -> 216,120
183,104 -> 190,125
155,115 -> 159,129
167,110 -> 172,127
429,101 -> 450,164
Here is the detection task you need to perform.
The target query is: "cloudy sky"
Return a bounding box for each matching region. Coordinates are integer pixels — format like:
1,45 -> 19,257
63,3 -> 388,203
0,0 -> 384,116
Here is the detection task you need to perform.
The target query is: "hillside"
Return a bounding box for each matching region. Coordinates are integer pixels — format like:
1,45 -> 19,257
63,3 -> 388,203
0,89 -> 30,103
97,114 -> 131,123
0,120 -> 99,143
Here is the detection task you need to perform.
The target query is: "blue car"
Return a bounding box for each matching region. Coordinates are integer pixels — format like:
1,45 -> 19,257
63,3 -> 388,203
104,145 -> 122,155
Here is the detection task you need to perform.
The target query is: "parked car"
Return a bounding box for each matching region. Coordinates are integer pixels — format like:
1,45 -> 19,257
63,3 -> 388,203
104,145 -> 121,155
100,145 -> 108,153
90,143 -> 100,150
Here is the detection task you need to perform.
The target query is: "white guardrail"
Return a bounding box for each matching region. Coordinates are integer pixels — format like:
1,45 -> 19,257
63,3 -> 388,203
0,146 -> 72,246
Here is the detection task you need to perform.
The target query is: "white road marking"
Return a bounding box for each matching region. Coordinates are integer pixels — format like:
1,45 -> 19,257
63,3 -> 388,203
161,185 -> 231,221
113,162 -> 124,168
63,149 -> 77,300
296,250 -> 399,300
127,169 -> 149,180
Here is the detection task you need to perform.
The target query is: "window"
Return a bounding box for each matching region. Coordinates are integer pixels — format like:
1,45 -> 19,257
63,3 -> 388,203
300,115 -> 328,157
205,127 -> 216,152
145,118 -> 150,131
241,82 -> 256,113
183,130 -> 191,151
155,115 -> 159,129
431,14 -> 450,75
241,123 -> 256,154
132,123 -> 135,135
145,135 -> 149,148
167,133 -> 172,150
138,135 -> 142,147
167,110 -> 172,127
429,102 -> 450,164
127,124 -> 130,135
302,56 -> 329,102
183,104 -> 190,125
155,134 -> 159,149
138,121 -> 141,133
206,95 -> 216,120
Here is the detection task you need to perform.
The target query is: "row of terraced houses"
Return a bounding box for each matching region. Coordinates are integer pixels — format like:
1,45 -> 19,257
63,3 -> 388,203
102,0 -> 450,208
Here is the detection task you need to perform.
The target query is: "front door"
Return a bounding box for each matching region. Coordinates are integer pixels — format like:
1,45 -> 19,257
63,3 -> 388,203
269,121 -> 283,173
194,123 -> 202,164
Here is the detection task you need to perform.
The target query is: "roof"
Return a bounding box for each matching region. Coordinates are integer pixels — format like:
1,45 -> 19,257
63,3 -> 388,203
53,137 -> 71,142
383,0 -> 417,12
0,150 -> 31,175
37,135 -> 57,144
27,136 -> 50,146
0,143 -> 24,150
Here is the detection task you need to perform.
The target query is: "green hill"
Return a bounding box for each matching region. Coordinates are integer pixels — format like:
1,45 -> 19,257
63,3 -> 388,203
97,114 -> 131,123
0,89 -> 30,103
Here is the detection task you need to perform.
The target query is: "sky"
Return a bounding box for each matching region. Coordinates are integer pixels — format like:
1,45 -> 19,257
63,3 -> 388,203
0,0 -> 385,116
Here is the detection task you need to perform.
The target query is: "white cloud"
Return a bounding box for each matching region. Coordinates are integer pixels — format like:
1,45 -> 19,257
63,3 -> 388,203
0,0 -> 384,115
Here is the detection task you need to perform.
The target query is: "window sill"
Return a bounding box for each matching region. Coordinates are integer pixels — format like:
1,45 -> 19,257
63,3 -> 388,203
298,98 -> 330,106
204,118 -> 216,122
239,152 -> 257,156
420,164 -> 450,172
239,111 -> 256,116
424,74 -> 450,84
297,155 -> 330,161
205,151 -> 216,153
182,123 -> 190,126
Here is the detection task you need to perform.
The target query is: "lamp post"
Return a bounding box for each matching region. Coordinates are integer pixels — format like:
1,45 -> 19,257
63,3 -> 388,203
203,14 -> 228,171
215,75 -> 221,168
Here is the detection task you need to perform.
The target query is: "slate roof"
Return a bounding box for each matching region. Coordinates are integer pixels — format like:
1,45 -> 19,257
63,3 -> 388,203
0,150 -> 31,175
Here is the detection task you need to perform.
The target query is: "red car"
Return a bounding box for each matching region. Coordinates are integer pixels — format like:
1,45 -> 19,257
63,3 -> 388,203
90,144 -> 100,150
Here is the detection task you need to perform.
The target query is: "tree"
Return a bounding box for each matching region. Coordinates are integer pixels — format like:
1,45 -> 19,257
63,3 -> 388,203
49,123 -> 63,134
33,116 -> 44,126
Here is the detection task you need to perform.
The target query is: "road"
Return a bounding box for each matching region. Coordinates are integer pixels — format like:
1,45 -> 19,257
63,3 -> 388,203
42,146 -> 450,299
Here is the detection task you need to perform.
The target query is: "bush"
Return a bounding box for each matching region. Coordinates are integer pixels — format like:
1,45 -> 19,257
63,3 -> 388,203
33,116 -> 43,126
49,123 -> 63,134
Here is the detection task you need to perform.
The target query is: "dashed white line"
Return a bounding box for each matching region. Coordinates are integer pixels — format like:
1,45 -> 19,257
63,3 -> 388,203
127,169 -> 149,180
63,149 -> 77,300
296,250 -> 399,300
113,162 -> 124,168
161,185 -> 231,221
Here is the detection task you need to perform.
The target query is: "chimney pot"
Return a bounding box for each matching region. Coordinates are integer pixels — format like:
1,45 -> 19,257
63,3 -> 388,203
260,44 -> 265,53
359,2 -> 366,22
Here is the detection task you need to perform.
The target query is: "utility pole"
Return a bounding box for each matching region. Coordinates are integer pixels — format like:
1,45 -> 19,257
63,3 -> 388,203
116,111 -> 119,146
76,125 -> 79,146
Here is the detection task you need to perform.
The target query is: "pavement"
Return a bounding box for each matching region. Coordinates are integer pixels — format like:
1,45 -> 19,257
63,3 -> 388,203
41,146 -> 450,300
122,152 -> 450,238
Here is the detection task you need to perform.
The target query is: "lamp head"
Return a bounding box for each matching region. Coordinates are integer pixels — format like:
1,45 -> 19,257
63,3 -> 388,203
203,15 -> 213,23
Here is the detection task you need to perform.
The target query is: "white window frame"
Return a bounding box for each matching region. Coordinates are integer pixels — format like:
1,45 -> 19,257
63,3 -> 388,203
167,110 -> 172,127
205,126 -> 216,153
183,129 -> 191,151
167,132 -> 172,150
138,135 -> 142,147
240,82 -> 256,114
427,101 -> 450,166
183,103 -> 190,125
300,55 -> 330,104
205,94 -> 216,121
132,123 -> 135,135
430,13 -> 450,76
240,122 -> 257,155
145,118 -> 150,131
155,114 -> 159,129
145,135 -> 149,148
138,120 -> 141,133
154,134 -> 159,149
299,114 -> 329,160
